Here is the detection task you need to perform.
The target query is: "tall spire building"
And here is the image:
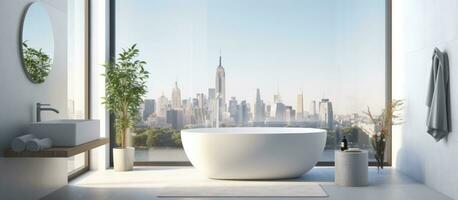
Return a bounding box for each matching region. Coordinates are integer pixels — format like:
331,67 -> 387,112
171,81 -> 181,109
254,88 -> 266,123
215,52 -> 226,118
274,85 -> 282,104
296,91 -> 304,121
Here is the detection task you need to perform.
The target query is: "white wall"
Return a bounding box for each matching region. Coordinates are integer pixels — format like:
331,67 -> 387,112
392,0 -> 458,199
0,0 -> 68,199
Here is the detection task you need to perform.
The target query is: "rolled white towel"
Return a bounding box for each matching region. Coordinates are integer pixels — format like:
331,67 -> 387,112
26,138 -> 53,152
11,134 -> 36,152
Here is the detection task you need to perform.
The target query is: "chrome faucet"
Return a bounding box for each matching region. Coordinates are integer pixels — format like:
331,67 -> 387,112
36,103 -> 59,122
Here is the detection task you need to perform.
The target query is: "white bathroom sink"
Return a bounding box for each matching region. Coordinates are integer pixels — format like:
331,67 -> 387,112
28,119 -> 100,146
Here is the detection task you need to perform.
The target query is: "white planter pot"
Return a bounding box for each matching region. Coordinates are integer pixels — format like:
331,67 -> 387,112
113,147 -> 134,171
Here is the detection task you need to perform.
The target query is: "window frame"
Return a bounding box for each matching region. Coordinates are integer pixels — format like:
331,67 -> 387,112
68,0 -> 91,180
108,0 -> 392,167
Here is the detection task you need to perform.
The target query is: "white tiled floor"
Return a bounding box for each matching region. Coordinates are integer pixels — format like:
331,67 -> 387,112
43,167 -> 452,200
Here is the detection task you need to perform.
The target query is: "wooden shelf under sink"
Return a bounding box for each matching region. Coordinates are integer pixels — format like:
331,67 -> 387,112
3,138 -> 109,158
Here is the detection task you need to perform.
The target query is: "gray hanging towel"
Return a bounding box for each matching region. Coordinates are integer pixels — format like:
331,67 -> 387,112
426,48 -> 451,141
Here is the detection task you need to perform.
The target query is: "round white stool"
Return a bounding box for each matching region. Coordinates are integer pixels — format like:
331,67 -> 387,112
335,150 -> 368,187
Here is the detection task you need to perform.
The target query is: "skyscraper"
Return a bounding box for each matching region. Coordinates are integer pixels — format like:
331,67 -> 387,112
207,88 -> 217,126
266,104 -> 272,119
143,99 -> 155,121
171,81 -> 181,109
215,53 -> 226,120
228,97 -> 238,121
274,87 -> 282,104
192,97 -> 205,125
182,99 -> 193,125
208,88 -> 216,101
237,100 -> 248,126
196,93 -> 208,124
275,102 -> 286,121
272,87 -> 282,120
285,106 -> 295,123
157,93 -> 168,117
319,99 -> 334,129
166,109 -> 184,130
192,98 -> 199,108
196,93 -> 206,109
296,92 -> 304,121
310,100 -> 317,118
254,88 -> 266,123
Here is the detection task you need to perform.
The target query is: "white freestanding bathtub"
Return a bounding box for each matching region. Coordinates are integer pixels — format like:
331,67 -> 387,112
181,127 -> 326,180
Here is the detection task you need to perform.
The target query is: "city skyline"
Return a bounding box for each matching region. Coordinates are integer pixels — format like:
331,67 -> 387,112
116,0 -> 386,115
139,53 -> 383,117
138,53 -> 358,131
138,70 -> 342,131
143,80 -> 338,118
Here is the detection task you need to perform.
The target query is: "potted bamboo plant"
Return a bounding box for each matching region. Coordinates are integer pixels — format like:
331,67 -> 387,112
103,44 -> 149,171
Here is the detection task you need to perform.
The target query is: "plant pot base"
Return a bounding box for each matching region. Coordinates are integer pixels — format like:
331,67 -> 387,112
113,147 -> 134,171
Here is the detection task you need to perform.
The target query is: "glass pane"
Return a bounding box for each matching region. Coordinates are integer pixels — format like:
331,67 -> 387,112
67,152 -> 87,174
67,0 -> 88,174
116,0 -> 386,162
68,0 -> 87,119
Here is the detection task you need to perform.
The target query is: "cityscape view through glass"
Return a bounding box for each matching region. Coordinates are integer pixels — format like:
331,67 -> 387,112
116,0 -> 386,162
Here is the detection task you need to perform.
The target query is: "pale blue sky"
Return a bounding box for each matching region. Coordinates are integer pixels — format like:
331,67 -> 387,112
23,3 -> 54,59
116,0 -> 385,114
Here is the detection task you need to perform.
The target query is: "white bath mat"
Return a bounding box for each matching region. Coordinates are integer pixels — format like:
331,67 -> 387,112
158,180 -> 328,197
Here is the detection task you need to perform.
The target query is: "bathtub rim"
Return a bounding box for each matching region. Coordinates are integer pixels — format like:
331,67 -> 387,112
181,127 -> 326,135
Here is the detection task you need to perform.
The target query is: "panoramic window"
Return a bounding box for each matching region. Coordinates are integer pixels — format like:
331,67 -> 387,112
115,0 -> 386,162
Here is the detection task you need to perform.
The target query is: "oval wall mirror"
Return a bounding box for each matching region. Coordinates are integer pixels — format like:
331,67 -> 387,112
21,2 -> 54,84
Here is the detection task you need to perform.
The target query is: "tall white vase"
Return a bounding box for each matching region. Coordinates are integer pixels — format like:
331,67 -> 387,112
113,147 -> 134,171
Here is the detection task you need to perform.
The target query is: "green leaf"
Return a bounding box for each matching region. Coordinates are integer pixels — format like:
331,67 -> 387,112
102,44 -> 149,148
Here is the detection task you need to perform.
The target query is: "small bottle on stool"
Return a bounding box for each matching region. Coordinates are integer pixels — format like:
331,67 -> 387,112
340,136 -> 348,151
